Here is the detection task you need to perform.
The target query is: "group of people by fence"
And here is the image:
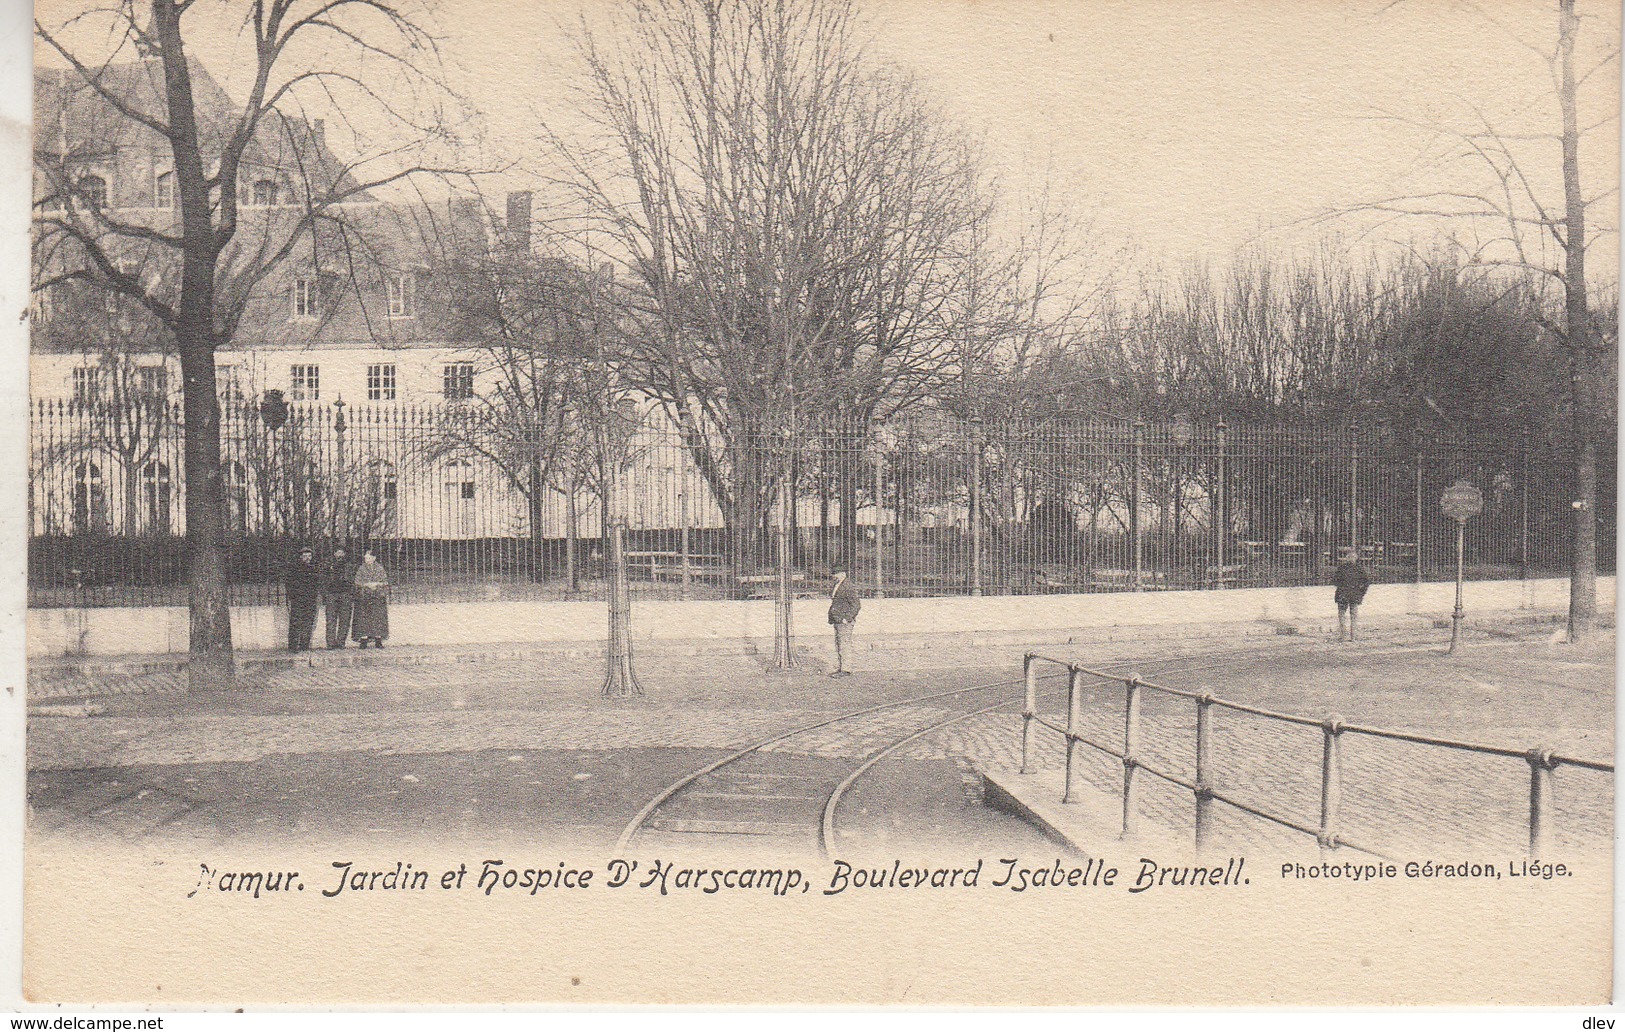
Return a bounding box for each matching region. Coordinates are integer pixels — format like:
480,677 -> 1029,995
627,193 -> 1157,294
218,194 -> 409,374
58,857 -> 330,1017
278,542 -> 1370,661
284,545 -> 390,651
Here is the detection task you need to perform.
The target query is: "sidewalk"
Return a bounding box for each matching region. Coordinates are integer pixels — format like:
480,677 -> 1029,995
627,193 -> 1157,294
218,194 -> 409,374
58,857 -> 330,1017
27,606 -> 1576,701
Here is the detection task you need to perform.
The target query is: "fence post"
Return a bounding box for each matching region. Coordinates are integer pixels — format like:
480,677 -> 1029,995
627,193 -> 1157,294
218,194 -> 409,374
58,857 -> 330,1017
1214,420 -> 1227,587
1062,666 -> 1085,803
1121,674 -> 1142,838
1527,747 -> 1556,858
1349,425 -> 1360,554
679,475 -> 691,600
1318,715 -> 1343,855
1131,421 -> 1144,591
872,445 -> 886,599
1021,653 -> 1038,774
1519,430 -> 1530,581
1194,693 -> 1214,853
969,416 -> 983,597
1414,447 -> 1424,586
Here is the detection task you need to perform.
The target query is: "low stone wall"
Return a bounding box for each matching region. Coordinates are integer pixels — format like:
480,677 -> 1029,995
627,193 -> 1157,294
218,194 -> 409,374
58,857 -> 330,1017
26,576 -> 1611,658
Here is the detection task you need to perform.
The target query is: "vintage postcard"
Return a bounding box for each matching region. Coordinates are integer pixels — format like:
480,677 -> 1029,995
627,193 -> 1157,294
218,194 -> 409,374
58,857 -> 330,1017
14,0 -> 1618,1008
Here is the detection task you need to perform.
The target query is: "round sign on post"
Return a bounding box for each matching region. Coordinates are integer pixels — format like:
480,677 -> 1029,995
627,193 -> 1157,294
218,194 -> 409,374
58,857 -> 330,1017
1439,479 -> 1482,654
1440,479 -> 1484,521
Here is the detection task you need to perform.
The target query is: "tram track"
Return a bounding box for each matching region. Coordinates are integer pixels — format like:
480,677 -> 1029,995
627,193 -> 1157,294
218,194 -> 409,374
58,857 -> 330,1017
616,635 -> 1347,858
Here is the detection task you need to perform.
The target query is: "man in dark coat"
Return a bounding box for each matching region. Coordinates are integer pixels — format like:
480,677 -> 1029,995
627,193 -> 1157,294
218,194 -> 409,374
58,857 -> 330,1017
321,546 -> 355,649
827,567 -> 861,678
284,545 -> 320,652
1332,548 -> 1371,643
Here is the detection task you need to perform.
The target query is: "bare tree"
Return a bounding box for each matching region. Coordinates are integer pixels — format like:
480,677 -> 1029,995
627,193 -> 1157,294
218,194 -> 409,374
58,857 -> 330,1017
34,0 -> 466,686
1334,0 -> 1618,640
549,0 -> 989,577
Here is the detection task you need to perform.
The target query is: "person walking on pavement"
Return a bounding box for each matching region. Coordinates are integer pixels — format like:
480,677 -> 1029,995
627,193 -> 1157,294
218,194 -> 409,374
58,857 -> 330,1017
321,546 -> 355,649
1332,547 -> 1371,642
284,545 -> 320,652
351,550 -> 390,648
827,566 -> 861,677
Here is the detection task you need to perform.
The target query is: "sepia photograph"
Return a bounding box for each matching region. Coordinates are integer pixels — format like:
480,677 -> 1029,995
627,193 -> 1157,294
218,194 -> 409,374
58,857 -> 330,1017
14,0 -> 1619,1008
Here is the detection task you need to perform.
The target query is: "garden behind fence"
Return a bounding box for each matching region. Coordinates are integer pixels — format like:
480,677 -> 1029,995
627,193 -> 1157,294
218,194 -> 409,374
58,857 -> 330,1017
28,399 -> 1612,608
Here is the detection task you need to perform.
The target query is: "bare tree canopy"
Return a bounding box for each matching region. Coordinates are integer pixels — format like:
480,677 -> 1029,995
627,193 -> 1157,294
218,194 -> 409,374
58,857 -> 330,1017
34,0 -> 469,686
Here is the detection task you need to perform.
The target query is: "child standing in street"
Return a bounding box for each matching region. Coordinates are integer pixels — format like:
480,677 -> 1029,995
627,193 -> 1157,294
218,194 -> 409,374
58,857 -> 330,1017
828,567 -> 861,677
1332,547 -> 1371,642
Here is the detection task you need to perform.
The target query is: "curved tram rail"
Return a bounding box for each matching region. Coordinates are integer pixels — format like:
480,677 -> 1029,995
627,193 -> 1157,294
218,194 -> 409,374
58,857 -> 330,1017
617,636 -> 1352,859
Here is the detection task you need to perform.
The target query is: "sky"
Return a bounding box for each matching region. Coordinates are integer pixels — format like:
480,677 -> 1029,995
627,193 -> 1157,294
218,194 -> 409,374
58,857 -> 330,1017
25,0 -> 1623,283
434,0 -> 1621,281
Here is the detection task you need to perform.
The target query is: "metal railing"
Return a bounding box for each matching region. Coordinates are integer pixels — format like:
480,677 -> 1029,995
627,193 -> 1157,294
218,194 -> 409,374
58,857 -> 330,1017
28,400 -> 1607,607
1020,652 -> 1613,858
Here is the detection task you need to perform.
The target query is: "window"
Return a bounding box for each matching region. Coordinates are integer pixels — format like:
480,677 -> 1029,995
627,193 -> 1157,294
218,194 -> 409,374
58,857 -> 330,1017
442,363 -> 475,400
136,366 -> 168,404
71,366 -> 100,405
387,273 -> 416,318
72,462 -> 106,534
293,278 -> 318,319
225,460 -> 250,533
216,364 -> 245,403
253,179 -> 279,207
141,461 -> 172,533
442,459 -> 476,536
366,363 -> 397,401
75,175 -> 107,211
290,364 -> 320,401
154,170 -> 174,210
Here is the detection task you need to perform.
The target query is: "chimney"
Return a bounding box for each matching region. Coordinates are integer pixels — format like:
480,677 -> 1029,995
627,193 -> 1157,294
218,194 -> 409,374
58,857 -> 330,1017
506,191 -> 532,255
311,118 -> 325,151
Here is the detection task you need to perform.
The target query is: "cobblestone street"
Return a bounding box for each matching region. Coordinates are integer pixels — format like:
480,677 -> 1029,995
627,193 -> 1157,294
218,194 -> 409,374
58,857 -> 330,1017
27,620 -> 1615,857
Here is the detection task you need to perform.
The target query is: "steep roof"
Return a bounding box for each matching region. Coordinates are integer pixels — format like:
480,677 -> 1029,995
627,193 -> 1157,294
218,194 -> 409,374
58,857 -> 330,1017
34,58 -> 368,201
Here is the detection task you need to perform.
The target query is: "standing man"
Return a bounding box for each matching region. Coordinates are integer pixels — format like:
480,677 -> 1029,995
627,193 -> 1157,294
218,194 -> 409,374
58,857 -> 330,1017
321,546 -> 355,649
284,545 -> 321,652
1332,547 -> 1371,643
827,566 -> 861,678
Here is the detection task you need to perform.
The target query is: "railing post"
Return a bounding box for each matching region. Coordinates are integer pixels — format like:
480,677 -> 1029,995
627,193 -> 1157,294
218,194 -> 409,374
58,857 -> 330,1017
1020,653 -> 1038,775
1194,693 -> 1214,853
1121,674 -> 1142,837
1062,666 -> 1085,803
1527,747 -> 1556,858
1317,715 -> 1343,855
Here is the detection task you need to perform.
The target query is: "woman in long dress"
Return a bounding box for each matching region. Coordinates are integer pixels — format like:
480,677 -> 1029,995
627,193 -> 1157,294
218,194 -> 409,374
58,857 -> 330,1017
351,551 -> 390,648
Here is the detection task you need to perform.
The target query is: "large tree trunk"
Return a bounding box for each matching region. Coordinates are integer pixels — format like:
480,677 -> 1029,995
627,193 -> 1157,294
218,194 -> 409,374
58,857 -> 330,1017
178,331 -> 234,690
1559,0 -> 1597,642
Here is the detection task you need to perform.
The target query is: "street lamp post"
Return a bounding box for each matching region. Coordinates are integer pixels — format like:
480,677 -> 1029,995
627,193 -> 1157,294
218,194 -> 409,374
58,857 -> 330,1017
1441,479 -> 1484,655
332,395 -> 347,547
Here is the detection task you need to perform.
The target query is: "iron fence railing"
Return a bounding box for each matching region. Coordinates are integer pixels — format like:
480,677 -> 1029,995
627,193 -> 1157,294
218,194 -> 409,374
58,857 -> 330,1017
27,399 -> 1609,607
1020,652 -> 1613,858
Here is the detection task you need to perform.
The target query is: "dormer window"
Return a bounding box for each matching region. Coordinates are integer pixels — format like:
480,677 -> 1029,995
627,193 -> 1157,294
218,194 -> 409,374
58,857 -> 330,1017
293,277 -> 319,319
154,170 -> 174,210
387,273 -> 416,318
75,174 -> 107,211
253,179 -> 279,207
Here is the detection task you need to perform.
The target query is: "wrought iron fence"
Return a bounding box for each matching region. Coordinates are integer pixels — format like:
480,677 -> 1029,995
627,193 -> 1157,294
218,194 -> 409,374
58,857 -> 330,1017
27,398 -> 1609,607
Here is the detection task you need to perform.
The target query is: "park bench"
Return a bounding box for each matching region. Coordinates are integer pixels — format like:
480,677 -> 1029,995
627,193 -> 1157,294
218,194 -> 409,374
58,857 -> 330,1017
736,572 -> 816,599
625,550 -> 730,582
